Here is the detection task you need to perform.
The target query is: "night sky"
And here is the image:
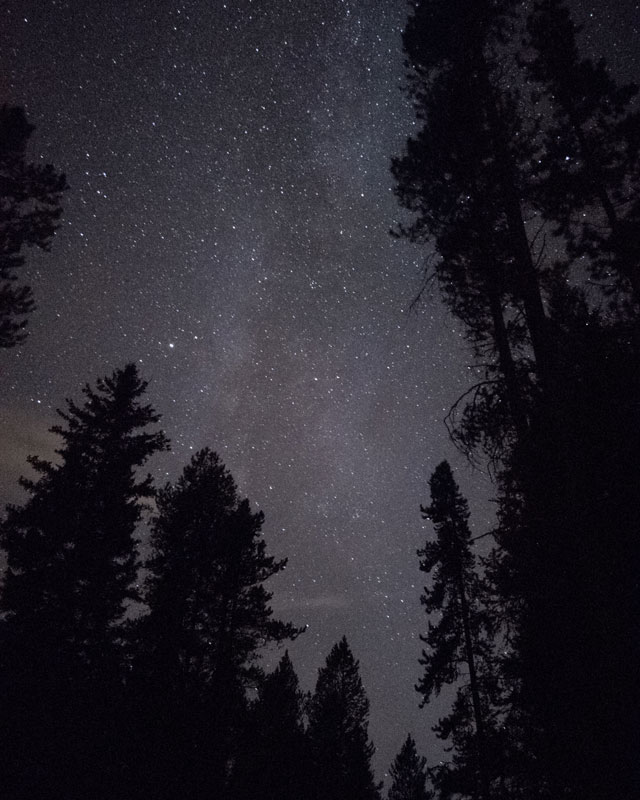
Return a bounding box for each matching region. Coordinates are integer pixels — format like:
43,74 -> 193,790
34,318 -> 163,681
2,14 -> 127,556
1,0 -> 637,782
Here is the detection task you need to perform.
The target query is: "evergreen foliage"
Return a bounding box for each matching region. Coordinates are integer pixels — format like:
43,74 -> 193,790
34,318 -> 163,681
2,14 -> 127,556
392,0 -> 552,460
137,447 -> 302,797
418,462 -> 499,800
0,363 -> 168,671
525,0 -> 640,305
308,636 -> 381,800
0,363 -> 168,799
418,463 -> 488,697
144,447 -> 301,688
230,651 -> 311,800
393,2 -> 640,799
387,734 -> 432,800
0,105 -> 68,347
491,305 -> 640,800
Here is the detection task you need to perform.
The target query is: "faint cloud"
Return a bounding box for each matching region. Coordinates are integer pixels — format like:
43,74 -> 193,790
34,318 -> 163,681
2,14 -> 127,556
271,590 -> 353,614
301,593 -> 353,611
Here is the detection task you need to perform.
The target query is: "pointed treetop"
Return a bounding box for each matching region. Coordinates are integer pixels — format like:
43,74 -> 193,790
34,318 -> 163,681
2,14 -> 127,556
388,733 -> 432,800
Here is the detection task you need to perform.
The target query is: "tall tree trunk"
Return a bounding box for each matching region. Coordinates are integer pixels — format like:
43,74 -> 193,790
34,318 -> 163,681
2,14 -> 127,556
456,562 -> 491,800
482,248 -> 530,439
476,56 -> 557,390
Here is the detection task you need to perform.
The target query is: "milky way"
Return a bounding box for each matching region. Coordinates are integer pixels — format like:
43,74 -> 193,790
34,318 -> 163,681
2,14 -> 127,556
1,0 -> 637,781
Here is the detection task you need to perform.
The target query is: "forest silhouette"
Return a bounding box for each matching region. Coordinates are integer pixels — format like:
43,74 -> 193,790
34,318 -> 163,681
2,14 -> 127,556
1,1 -> 639,798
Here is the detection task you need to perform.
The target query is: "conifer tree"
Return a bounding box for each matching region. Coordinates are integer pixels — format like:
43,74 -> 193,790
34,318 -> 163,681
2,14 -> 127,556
417,462 -> 496,800
392,0 -> 555,431
0,363 -> 168,799
387,734 -> 432,800
139,448 -> 302,797
230,651 -> 310,800
525,0 -> 640,305
307,636 -> 381,800
393,4 -> 640,798
491,301 -> 640,800
0,105 -> 68,347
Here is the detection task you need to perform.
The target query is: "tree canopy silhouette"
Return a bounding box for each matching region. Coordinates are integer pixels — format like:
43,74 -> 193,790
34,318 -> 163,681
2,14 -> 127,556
229,651 -> 310,800
418,462 -> 498,800
139,447 -> 302,797
393,2 -> 640,798
0,363 -> 168,799
308,636 -> 381,800
525,0 -> 640,306
0,105 -> 67,347
387,734 -> 432,800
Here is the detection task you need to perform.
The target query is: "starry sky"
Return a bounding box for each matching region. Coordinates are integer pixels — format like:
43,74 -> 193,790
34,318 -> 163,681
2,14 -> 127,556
1,0 -> 638,782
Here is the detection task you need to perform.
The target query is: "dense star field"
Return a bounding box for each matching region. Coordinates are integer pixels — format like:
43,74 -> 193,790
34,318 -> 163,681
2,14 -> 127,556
1,0 -> 637,782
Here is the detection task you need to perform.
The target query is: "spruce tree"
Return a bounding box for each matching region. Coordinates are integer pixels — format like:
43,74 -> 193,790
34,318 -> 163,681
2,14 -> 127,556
139,448 -> 302,798
307,636 -> 381,800
0,363 -> 168,799
387,734 -> 432,800
0,105 -> 68,347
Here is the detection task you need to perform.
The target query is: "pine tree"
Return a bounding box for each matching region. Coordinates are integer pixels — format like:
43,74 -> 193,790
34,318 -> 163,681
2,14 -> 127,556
387,734 -> 432,800
392,0 -> 555,431
417,462 -> 497,800
0,363 -> 168,799
0,105 -> 68,347
230,651 -> 311,800
307,636 -> 381,800
138,448 -> 302,797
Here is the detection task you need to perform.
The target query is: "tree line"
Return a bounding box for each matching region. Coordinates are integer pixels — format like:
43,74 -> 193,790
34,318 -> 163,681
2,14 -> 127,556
0,97 -> 419,799
0,84 -> 416,800
0,364 -> 392,799
392,1 -> 639,799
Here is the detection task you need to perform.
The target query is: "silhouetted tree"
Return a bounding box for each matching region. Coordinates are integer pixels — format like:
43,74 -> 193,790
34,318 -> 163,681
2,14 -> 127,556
230,651 -> 311,800
393,4 -> 640,799
392,0 -> 555,446
307,636 -> 381,800
0,105 -> 67,346
525,0 -> 640,306
490,299 -> 640,800
138,448 -> 302,798
0,363 -> 168,799
387,734 -> 432,800
417,462 -> 497,800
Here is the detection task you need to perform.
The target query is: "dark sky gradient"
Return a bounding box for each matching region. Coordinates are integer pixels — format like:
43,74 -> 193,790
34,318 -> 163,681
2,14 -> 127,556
1,0 -> 637,781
